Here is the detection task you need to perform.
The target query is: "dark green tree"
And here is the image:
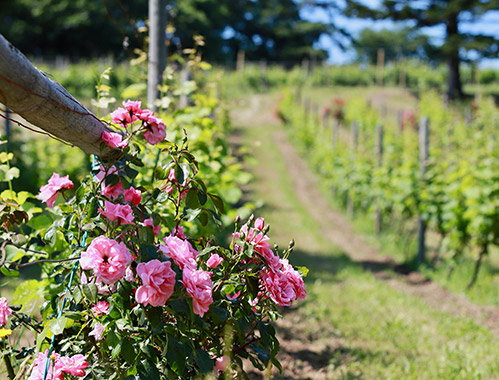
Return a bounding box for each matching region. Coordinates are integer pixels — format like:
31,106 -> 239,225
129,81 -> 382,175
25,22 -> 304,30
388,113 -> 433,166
354,27 -> 438,64
345,0 -> 499,99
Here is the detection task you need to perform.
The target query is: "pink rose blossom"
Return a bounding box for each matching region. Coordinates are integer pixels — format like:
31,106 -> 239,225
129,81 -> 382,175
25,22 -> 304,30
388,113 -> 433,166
226,291 -> 241,301
254,217 -> 266,230
125,267 -> 136,282
206,254 -> 223,268
89,322 -> 105,341
58,354 -> 88,377
101,181 -> 123,200
123,100 -> 143,115
142,218 -> 160,236
95,165 -> 118,182
124,187 -> 142,205
216,355 -> 230,372
80,236 -> 132,284
28,350 -> 63,380
159,236 -> 198,270
101,131 -> 128,149
91,301 -> 110,316
135,260 -> 176,307
182,268 -> 213,317
281,259 -> 306,300
142,115 -> 166,145
38,173 -> 74,208
174,226 -> 187,239
259,267 -> 296,307
111,107 -> 135,126
0,297 -> 12,326
99,201 -> 135,225
255,246 -> 281,271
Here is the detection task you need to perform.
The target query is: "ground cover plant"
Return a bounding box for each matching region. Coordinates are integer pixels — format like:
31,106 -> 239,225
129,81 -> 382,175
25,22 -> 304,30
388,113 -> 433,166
0,66 -> 307,378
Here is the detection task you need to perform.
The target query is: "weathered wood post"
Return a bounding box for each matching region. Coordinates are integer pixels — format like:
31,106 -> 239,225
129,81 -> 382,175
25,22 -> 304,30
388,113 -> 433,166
147,0 -> 167,112
0,34 -> 114,157
347,121 -> 359,217
417,116 -> 429,265
375,123 -> 384,235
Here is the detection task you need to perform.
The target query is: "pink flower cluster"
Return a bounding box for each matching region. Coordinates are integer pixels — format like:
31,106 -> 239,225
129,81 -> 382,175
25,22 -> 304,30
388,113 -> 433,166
109,100 -> 166,145
235,217 -> 306,307
156,236 -> 214,316
80,236 -> 132,284
28,350 -> 88,380
0,297 -> 12,326
38,173 -> 74,208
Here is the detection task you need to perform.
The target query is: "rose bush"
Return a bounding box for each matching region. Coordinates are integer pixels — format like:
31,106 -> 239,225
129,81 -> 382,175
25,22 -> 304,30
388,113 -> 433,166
0,96 -> 307,379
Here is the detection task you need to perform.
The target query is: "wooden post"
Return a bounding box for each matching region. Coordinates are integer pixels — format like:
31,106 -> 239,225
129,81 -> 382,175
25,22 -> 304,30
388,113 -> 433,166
376,48 -> 385,87
304,98 -> 311,121
302,59 -> 310,78
236,50 -> 245,72
0,34 -> 114,157
397,110 -> 404,133
375,123 -> 383,235
148,0 -> 167,112
322,111 -> 329,131
465,107 -> 472,125
417,116 -> 429,265
347,121 -> 359,216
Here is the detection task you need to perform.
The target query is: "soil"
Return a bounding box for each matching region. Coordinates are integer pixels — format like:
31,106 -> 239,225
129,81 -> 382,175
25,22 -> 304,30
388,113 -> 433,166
229,93 -> 499,380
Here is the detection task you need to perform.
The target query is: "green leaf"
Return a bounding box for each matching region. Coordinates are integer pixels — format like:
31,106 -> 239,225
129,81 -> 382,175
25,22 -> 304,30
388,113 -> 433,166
183,208 -> 201,222
167,338 -> 186,375
147,307 -> 163,330
174,165 -> 185,186
49,316 -> 68,335
197,189 -> 207,205
0,267 -> 19,277
122,338 -> 136,365
139,359 -> 161,380
194,348 -> 214,374
296,266 -> 309,278
82,283 -> 98,303
111,341 -> 122,359
185,189 -> 200,209
208,193 -> 225,214
72,286 -> 83,304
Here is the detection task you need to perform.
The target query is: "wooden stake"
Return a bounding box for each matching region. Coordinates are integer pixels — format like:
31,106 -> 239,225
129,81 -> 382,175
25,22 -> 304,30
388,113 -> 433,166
417,116 -> 429,265
147,0 -> 167,112
375,123 -> 383,235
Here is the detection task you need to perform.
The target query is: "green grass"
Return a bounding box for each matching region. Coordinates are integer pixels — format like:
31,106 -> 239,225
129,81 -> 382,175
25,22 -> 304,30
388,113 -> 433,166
232,93 -> 499,379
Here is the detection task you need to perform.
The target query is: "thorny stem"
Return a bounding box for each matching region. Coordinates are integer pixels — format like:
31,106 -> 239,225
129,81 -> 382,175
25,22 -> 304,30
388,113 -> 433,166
1,340 -> 15,379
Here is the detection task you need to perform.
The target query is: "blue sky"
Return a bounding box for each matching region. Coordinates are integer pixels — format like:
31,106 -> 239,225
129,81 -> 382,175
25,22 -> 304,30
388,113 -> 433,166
299,1 -> 499,67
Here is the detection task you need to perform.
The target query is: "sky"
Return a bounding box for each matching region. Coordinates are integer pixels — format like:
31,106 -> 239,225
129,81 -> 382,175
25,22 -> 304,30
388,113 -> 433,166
299,1 -> 499,67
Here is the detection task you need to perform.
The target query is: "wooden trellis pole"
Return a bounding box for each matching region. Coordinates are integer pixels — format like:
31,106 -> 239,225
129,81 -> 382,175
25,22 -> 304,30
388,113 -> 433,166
0,34 -> 114,157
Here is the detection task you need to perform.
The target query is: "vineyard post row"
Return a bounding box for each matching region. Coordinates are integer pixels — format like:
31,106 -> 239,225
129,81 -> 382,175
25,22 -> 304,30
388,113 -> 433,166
299,96 -> 437,265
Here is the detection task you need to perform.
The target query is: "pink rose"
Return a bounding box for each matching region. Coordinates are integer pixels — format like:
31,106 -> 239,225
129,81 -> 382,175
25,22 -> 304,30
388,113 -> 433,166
142,117 -> 166,145
28,350 -> 63,380
91,301 -> 110,316
182,268 -> 213,317
159,236 -> 197,270
255,246 -> 281,270
259,267 -> 296,307
124,187 -> 142,205
89,322 -> 105,341
123,100 -> 143,115
206,254 -> 223,268
281,259 -> 306,300
101,131 -> 128,149
0,297 -> 12,326
38,173 -> 74,208
95,165 -> 118,182
101,181 -> 123,200
216,355 -> 230,372
99,201 -> 135,225
80,236 -> 132,284
135,259 -> 176,307
125,267 -> 136,282
174,226 -> 187,239
58,354 -> 88,377
111,107 -> 135,127
254,217 -> 266,230
142,218 -> 160,236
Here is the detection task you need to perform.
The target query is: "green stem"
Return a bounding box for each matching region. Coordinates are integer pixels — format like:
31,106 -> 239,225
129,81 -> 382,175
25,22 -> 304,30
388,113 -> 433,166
1,340 -> 15,380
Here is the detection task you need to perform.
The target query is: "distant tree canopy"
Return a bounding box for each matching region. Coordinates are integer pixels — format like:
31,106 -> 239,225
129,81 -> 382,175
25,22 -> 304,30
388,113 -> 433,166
354,27 -> 438,65
0,0 -> 328,64
345,0 -> 499,99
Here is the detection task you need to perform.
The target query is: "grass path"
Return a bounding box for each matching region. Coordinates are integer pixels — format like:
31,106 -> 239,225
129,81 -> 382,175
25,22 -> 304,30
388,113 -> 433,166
230,93 -> 499,380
